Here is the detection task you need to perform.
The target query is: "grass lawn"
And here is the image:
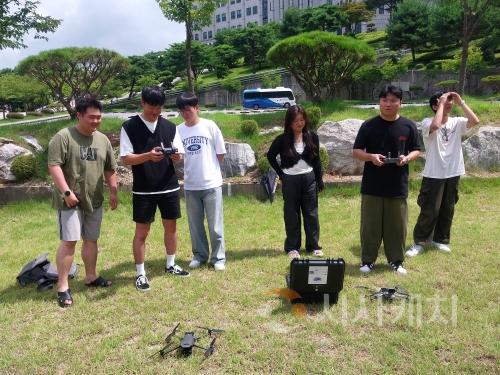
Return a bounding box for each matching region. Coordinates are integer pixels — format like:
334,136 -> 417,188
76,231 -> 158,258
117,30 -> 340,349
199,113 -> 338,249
0,177 -> 498,374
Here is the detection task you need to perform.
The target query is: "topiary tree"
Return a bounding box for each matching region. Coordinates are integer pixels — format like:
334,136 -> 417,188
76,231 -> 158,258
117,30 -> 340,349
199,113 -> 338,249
267,31 -> 375,102
319,145 -> 329,173
240,120 -> 259,136
260,73 -> 282,89
11,154 -> 38,181
481,75 -> 500,94
305,106 -> 322,130
257,155 -> 271,173
435,80 -> 459,91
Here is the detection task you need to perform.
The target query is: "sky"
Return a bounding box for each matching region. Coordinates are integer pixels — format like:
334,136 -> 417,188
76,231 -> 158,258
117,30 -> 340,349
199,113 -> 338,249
0,0 -> 186,69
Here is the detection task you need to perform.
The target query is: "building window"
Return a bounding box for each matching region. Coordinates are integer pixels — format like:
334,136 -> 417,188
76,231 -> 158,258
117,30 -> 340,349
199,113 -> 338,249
194,33 -> 199,41
208,30 -> 212,38
237,9 -> 241,18
216,14 -> 220,23
246,7 -> 251,16
203,31 -> 207,40
231,11 -> 235,19
253,5 -> 258,14
236,0 -> 241,3
222,13 -> 226,21
230,0 -> 235,4
379,6 -> 384,14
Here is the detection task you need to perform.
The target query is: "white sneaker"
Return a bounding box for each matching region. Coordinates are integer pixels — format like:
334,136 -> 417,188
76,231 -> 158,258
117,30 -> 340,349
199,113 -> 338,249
359,263 -> 374,273
189,259 -> 202,269
432,242 -> 451,253
405,243 -> 424,257
287,250 -> 300,259
214,263 -> 226,271
389,261 -> 408,275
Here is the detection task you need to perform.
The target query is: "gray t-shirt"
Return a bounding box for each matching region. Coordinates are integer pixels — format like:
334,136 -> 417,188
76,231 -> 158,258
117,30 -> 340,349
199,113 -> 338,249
48,127 -> 116,212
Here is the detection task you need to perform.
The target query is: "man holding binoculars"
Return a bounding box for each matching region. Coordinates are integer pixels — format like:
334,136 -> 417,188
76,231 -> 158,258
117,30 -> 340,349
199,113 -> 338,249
406,91 -> 480,257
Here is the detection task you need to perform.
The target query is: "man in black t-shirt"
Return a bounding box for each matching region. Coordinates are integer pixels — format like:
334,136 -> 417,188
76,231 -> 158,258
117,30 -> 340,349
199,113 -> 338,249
353,86 -> 420,275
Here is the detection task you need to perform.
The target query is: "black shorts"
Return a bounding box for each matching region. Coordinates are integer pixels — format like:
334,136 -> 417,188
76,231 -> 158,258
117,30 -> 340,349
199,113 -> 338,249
133,191 -> 181,223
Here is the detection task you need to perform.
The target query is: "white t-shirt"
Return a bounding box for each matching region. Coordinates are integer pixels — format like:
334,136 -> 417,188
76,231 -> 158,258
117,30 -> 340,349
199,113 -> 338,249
421,116 -> 468,178
283,141 -> 313,175
177,118 -> 226,190
119,114 -> 184,157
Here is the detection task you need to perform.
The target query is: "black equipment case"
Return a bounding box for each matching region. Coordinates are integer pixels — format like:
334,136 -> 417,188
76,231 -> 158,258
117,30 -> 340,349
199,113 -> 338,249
287,258 -> 345,304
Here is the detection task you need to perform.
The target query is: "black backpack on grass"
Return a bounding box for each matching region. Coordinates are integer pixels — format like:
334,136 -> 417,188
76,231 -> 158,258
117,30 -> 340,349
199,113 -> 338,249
17,253 -> 78,291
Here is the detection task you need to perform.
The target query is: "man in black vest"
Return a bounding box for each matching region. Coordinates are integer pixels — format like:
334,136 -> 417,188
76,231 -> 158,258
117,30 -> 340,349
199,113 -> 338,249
120,86 -> 189,292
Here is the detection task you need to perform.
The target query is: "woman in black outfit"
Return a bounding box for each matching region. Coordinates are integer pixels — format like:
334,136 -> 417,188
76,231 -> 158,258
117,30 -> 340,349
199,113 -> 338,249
267,105 -> 324,259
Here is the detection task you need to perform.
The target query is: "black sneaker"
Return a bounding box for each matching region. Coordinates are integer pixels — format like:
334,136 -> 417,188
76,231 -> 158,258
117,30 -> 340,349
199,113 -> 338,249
165,264 -> 190,277
135,275 -> 150,291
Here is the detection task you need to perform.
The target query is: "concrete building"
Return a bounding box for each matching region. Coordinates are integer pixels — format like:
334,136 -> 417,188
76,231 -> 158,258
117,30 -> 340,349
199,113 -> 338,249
194,0 -> 390,44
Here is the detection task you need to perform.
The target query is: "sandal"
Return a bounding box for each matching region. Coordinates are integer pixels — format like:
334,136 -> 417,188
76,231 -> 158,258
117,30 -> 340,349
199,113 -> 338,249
57,289 -> 73,308
85,276 -> 112,288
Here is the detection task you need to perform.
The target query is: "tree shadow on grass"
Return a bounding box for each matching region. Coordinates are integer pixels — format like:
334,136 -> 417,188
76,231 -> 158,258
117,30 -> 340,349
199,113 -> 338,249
0,248 -> 285,306
347,245 -> 398,276
228,247 -> 284,262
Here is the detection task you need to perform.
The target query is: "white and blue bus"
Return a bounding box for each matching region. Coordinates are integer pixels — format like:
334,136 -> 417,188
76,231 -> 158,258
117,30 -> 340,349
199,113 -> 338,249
242,87 -> 296,110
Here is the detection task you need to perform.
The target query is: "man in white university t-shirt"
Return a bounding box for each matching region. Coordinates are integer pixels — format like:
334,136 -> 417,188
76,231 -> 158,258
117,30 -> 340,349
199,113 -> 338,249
406,91 -> 480,257
176,93 -> 227,271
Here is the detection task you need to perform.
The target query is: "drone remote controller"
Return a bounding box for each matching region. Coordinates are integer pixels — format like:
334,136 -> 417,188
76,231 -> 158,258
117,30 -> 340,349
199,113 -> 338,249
156,142 -> 178,155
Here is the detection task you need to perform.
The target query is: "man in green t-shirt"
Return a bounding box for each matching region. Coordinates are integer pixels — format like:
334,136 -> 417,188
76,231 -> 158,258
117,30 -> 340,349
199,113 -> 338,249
47,96 -> 118,308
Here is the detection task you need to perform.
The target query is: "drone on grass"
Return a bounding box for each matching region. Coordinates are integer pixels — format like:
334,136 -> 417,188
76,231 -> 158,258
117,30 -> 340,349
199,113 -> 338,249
151,323 -> 224,359
358,285 -> 410,302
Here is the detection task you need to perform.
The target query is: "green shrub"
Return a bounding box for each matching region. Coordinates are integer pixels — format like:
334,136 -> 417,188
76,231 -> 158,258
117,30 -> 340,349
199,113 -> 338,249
205,103 -> 217,108
414,63 -> 425,70
257,156 -> 271,173
319,145 -> 329,172
240,119 -> 259,136
126,103 -> 140,110
27,111 -> 43,117
305,106 -> 322,130
436,79 -> 458,90
222,78 -> 243,93
11,154 -> 38,181
6,112 -> 25,119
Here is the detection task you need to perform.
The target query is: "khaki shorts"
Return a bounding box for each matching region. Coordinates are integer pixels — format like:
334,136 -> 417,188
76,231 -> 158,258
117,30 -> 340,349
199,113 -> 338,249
57,206 -> 103,241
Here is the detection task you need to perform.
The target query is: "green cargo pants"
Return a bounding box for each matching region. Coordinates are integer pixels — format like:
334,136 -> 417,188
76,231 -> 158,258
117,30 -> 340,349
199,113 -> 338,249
360,194 -> 407,264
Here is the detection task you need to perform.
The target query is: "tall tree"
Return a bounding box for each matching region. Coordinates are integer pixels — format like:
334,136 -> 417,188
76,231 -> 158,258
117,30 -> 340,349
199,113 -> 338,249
17,47 -> 128,118
342,3 -> 375,34
386,0 -> 429,62
164,41 -> 211,81
156,0 -> 224,93
0,73 -> 49,110
267,31 -> 375,102
0,0 -> 61,49
456,0 -> 497,93
232,23 -> 279,73
365,0 -> 402,15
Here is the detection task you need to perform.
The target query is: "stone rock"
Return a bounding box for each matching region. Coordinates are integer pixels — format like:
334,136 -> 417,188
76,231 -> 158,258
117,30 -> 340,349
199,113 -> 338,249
172,142 -> 256,178
317,119 -> 365,175
221,142 -> 256,177
20,135 -> 43,152
463,126 -> 500,170
0,143 -> 33,181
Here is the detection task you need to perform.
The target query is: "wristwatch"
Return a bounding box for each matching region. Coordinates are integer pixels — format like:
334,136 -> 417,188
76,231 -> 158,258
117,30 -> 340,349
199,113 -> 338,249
63,190 -> 71,197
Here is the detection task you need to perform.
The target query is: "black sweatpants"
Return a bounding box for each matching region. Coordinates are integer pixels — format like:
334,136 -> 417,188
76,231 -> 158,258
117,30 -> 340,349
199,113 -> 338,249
413,176 -> 460,245
282,171 -> 320,252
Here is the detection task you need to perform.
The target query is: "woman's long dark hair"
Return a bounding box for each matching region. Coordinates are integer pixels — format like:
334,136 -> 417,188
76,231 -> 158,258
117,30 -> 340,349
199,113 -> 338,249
282,105 -> 317,158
